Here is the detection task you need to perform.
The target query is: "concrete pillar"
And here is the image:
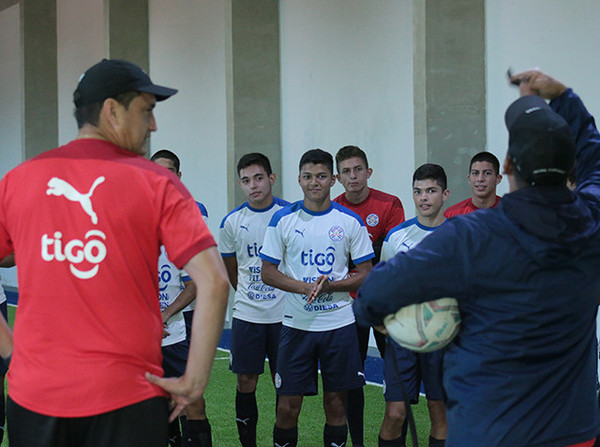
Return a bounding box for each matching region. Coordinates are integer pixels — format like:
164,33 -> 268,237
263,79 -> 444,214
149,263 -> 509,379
21,0 -> 58,159
413,0 -> 486,204
107,0 -> 149,70
230,0 -> 282,207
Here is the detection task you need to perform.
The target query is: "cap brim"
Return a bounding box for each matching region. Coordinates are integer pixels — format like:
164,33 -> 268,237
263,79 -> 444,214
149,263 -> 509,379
505,95 -> 551,130
138,84 -> 178,101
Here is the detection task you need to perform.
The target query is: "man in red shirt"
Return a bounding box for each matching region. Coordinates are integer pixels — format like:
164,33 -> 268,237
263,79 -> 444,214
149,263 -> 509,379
444,152 -> 503,217
333,145 -> 405,447
0,59 -> 229,447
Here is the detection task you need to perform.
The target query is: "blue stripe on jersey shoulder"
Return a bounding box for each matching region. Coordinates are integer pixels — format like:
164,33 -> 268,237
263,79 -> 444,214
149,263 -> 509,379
268,201 -> 303,227
384,217 -> 418,242
220,202 -> 248,228
330,202 -> 367,226
384,216 -> 447,242
196,201 -> 208,218
220,197 -> 291,228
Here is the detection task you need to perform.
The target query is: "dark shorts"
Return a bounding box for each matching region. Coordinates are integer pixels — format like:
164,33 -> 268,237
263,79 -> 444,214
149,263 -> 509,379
0,302 -> 7,375
383,337 -> 445,403
275,323 -> 365,396
183,310 -> 193,343
162,339 -> 190,378
7,396 -> 168,447
230,318 -> 281,376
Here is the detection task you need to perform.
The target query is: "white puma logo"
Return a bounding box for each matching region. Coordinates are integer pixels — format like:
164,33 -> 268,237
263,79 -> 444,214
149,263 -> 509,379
331,443 -> 345,447
236,417 -> 251,426
46,177 -> 105,224
274,444 -> 290,447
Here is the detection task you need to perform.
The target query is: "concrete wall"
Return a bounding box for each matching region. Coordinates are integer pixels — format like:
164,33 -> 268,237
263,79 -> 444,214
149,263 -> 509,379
280,0 -> 414,208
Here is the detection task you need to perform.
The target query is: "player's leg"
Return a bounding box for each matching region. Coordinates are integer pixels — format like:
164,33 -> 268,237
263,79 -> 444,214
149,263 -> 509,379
231,318 -> 276,447
320,323 -> 364,447
265,322 -> 282,418
185,397 -> 212,447
273,326 -> 317,447
347,321 -> 369,447
421,350 -> 447,447
379,338 -> 419,446
426,400 -> 447,447
380,401 -> 407,446
162,341 -> 189,447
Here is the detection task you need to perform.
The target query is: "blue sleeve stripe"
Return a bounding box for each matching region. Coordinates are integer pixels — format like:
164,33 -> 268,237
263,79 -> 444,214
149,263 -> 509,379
384,217 -> 417,242
220,202 -> 249,228
259,253 -> 281,265
353,252 -> 375,265
331,202 -> 366,226
182,275 -> 191,282
268,201 -> 302,227
220,252 -> 236,258
196,201 -> 208,218
274,196 -> 291,207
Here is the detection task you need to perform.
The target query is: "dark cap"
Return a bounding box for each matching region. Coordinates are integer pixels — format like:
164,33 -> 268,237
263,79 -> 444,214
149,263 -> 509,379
73,59 -> 178,107
504,95 -> 575,186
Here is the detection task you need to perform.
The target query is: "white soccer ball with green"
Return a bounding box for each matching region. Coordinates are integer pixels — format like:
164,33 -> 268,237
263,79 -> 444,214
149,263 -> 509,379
383,298 -> 461,353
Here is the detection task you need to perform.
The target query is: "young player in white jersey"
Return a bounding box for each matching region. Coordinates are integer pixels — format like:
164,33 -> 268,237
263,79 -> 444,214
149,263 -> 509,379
219,153 -> 289,447
260,149 -> 374,447
379,164 -> 450,447
152,150 -> 212,447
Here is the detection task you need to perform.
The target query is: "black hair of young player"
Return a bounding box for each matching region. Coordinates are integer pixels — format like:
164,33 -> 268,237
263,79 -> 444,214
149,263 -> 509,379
335,145 -> 369,173
299,149 -> 334,175
469,151 -> 500,175
237,153 -> 273,177
151,149 -> 181,173
413,163 -> 448,191
74,91 -> 141,129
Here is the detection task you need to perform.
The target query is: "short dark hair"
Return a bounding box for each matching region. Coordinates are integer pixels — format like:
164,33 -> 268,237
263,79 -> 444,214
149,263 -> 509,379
469,152 -> 500,175
74,91 -> 141,129
237,153 -> 273,177
151,149 -> 180,173
299,149 -> 334,174
413,163 -> 447,191
335,145 -> 369,173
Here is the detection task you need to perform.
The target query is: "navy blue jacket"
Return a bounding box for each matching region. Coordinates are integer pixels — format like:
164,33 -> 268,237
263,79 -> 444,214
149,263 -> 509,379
354,89 -> 600,446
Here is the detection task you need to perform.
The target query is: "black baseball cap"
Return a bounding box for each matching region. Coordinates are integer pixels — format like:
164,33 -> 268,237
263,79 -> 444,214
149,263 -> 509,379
73,59 -> 178,107
504,95 -> 575,186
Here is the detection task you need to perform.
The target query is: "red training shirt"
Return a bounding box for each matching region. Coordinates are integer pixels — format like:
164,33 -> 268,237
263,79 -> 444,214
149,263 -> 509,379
0,139 -> 215,417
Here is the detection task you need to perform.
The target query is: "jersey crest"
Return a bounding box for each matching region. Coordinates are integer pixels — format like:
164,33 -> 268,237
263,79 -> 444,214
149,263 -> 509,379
329,226 -> 344,241
366,213 -> 379,227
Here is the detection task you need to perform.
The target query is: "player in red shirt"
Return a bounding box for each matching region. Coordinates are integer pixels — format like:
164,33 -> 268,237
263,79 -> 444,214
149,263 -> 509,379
0,59 -> 229,447
333,145 -> 405,447
444,152 -> 503,217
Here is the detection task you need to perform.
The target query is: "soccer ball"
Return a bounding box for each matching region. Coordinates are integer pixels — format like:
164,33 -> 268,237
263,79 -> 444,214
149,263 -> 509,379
383,298 -> 461,353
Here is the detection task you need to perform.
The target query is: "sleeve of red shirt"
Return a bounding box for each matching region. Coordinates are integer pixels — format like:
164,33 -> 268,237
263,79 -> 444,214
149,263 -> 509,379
158,178 -> 216,269
386,196 -> 405,233
0,175 -> 14,260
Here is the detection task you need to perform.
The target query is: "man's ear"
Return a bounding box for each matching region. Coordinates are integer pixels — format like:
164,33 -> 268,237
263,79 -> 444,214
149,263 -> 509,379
502,157 -> 514,176
100,98 -> 121,128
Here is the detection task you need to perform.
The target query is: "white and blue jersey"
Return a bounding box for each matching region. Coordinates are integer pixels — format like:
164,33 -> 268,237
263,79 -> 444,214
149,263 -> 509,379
159,246 -> 190,347
219,197 -> 289,324
260,201 -> 374,332
381,217 -> 446,261
182,201 -> 208,314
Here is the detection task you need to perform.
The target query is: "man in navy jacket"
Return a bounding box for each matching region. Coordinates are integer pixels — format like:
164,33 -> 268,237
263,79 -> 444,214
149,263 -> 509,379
354,70 -> 600,447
